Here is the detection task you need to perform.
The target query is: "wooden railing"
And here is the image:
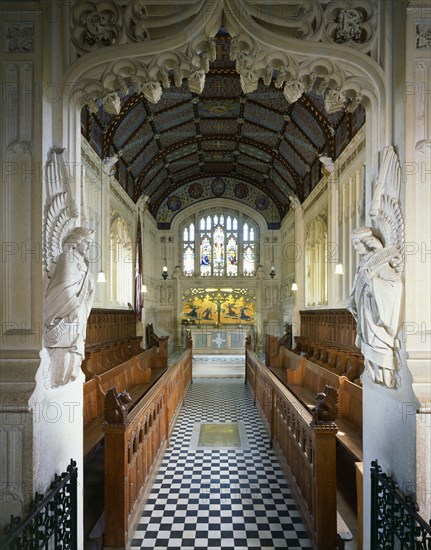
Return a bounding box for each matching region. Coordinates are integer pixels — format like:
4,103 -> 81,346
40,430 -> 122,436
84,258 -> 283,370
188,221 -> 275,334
246,350 -> 338,550
102,349 -> 192,549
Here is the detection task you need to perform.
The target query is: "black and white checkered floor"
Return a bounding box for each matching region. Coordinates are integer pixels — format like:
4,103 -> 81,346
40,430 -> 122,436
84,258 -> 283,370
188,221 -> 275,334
130,379 -> 312,549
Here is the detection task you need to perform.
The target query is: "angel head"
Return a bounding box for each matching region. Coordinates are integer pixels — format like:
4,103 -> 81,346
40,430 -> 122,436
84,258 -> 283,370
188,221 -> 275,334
63,227 -> 95,253
352,227 -> 383,255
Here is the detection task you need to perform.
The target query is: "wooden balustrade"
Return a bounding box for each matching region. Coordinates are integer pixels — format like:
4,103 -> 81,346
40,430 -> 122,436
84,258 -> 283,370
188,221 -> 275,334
102,349 -> 192,549
246,350 -> 338,550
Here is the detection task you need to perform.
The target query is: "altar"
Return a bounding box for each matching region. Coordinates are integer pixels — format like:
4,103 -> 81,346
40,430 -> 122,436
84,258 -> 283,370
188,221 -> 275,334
190,326 -> 251,354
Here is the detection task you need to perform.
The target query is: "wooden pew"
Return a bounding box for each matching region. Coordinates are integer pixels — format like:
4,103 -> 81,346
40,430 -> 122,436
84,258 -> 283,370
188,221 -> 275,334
274,359 -> 363,462
103,348 -> 192,549
337,376 -> 363,461
82,340 -> 139,380
83,347 -> 168,458
246,350 -> 343,549
266,337 -> 363,463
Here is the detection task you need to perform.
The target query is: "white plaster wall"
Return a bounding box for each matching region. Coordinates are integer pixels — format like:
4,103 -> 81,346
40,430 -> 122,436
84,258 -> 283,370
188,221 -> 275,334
362,374 -> 418,548
30,370 -> 84,549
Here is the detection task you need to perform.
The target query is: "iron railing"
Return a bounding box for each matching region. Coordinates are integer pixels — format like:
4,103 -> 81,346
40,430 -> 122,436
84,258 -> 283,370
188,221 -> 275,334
371,459 -> 431,549
0,459 -> 78,550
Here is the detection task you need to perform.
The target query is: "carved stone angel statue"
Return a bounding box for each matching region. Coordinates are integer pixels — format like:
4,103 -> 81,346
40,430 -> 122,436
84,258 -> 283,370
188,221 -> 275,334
41,148 -> 95,388
347,147 -> 404,389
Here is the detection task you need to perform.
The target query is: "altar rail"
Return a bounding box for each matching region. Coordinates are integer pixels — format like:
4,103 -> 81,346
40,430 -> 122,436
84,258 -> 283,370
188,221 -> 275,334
85,309 -> 139,349
246,350 -> 338,550
299,309 -> 357,349
103,349 -> 192,549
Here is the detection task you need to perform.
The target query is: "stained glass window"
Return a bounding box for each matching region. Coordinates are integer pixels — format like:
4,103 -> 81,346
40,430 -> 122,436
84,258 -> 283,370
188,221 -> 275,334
181,210 -> 258,276
200,236 -> 211,276
226,236 -> 238,276
243,245 -> 255,275
243,223 -> 255,276
213,225 -> 225,275
183,222 -> 194,276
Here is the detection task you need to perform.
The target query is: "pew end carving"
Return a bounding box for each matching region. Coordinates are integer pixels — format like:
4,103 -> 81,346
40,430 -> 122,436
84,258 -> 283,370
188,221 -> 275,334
104,388 -> 131,424
312,385 -> 338,423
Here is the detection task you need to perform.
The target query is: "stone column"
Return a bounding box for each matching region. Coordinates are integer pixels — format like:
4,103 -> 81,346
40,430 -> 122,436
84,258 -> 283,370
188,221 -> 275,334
291,197 -> 305,339
403,3 -> 431,523
327,171 -> 338,306
255,266 -> 265,352
172,266 -> 183,351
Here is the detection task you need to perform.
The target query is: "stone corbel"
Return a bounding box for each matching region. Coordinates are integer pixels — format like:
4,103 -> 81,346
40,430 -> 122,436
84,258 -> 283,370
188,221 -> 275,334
141,81 -> 163,104
102,91 -> 122,115
188,69 -> 206,95
324,87 -> 347,114
283,78 -> 305,104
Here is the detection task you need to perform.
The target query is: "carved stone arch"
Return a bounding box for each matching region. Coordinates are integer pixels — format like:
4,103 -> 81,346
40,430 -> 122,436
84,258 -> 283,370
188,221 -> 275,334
66,2 -> 384,112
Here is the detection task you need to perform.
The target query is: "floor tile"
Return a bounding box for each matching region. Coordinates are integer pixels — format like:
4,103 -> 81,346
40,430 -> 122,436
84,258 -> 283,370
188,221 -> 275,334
131,377 -> 312,549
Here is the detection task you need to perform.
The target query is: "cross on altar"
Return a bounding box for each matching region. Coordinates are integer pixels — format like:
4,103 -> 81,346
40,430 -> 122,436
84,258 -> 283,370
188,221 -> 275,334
213,333 -> 226,348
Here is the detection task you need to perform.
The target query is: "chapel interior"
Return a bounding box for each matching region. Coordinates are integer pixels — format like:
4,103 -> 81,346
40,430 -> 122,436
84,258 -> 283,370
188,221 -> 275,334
0,1 -> 430,549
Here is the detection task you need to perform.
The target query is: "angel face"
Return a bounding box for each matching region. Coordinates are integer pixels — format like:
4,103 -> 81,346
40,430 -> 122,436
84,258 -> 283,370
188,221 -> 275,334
352,238 -> 368,255
77,238 -> 92,258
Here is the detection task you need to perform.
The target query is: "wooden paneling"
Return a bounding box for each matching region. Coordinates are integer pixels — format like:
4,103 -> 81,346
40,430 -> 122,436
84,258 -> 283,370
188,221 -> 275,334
85,309 -> 139,349
299,309 -> 357,349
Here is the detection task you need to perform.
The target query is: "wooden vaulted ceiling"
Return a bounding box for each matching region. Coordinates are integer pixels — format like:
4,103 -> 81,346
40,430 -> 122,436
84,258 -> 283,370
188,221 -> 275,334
81,32 -> 365,228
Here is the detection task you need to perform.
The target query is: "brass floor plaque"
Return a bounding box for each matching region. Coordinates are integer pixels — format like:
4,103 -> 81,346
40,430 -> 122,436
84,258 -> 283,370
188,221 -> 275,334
198,423 -> 241,447
189,422 -> 249,450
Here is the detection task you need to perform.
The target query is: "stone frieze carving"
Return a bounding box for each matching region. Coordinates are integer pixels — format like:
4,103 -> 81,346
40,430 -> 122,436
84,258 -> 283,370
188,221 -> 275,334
4,23 -> 34,53
416,24 -> 431,49
71,1 -> 121,50
75,35 -> 217,109
71,0 -> 215,52
229,35 -> 364,113
324,2 -> 375,47
347,146 -> 405,389
70,1 -> 377,54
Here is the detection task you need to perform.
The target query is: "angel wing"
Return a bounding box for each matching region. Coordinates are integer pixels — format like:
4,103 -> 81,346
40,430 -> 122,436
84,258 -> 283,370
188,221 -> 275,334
369,146 -> 405,272
43,148 -> 79,277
